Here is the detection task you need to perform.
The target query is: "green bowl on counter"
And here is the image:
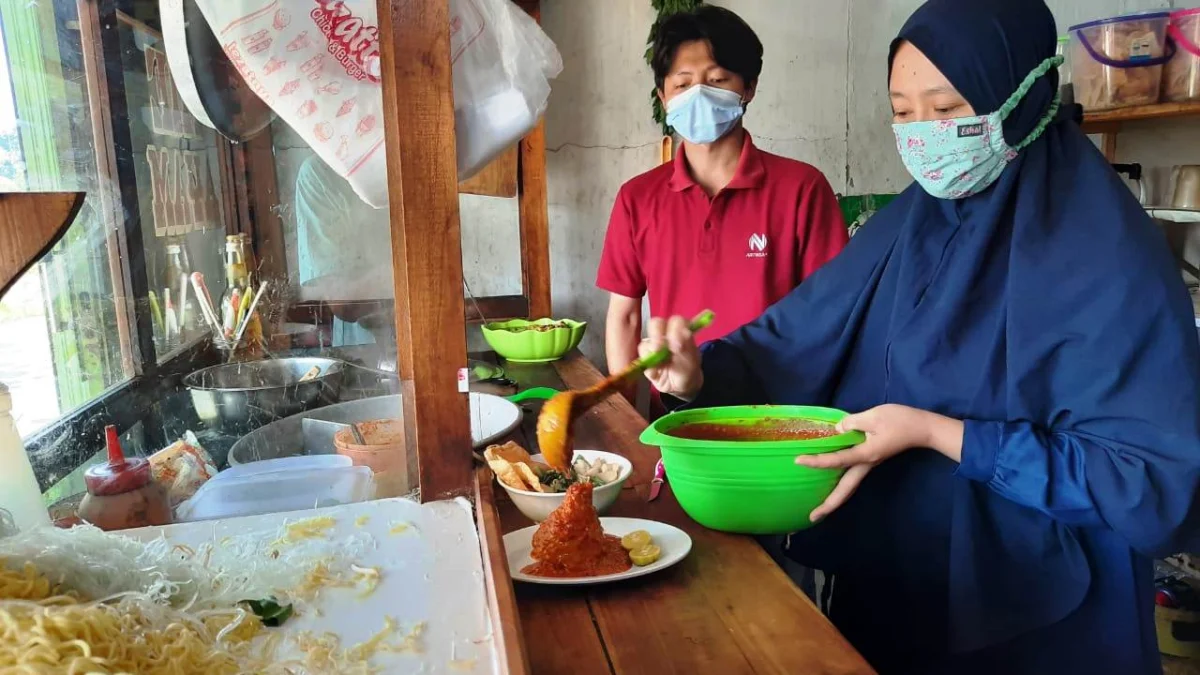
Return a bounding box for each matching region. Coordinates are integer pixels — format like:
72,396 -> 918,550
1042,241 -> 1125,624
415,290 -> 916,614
639,405 -> 864,535
481,318 -> 587,363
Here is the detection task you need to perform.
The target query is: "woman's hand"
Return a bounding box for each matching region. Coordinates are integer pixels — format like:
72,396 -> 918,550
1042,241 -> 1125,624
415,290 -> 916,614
795,404 -> 964,522
638,316 -> 703,401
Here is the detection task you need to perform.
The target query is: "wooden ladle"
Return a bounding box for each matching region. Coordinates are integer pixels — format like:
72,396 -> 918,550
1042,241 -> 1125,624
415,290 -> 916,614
536,310 -> 714,471
0,192 -> 85,299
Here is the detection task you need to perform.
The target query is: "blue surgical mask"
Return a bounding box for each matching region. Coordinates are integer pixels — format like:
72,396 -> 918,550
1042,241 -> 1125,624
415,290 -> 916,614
893,56 -> 1063,200
666,84 -> 745,145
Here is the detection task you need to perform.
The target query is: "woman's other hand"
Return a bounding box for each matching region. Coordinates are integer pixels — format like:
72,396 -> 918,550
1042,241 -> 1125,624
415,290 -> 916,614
796,404 -> 964,522
639,316 -> 703,401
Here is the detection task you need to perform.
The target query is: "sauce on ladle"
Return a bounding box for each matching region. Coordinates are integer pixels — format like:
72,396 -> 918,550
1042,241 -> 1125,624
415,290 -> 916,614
535,310 -> 714,471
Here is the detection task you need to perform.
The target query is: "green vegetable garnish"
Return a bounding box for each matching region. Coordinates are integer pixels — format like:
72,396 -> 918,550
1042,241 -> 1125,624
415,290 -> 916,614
241,597 -> 295,627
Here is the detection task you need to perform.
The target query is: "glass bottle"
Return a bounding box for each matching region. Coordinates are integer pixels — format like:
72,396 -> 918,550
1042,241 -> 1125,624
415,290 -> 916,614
219,234 -> 263,356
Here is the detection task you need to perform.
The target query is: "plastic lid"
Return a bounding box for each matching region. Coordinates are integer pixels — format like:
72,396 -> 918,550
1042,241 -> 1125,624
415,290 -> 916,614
84,425 -> 152,496
1069,11 -> 1171,32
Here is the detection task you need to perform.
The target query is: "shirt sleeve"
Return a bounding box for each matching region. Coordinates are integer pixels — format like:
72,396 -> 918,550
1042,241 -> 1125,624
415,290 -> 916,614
595,187 -> 647,299
957,416 -> 1200,557
796,172 -> 849,280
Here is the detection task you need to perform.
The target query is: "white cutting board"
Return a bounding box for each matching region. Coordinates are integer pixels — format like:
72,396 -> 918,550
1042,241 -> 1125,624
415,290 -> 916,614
127,498 -> 498,674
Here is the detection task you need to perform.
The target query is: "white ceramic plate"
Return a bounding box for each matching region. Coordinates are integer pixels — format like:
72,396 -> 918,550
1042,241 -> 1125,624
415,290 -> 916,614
1148,207 -> 1200,224
470,392 -> 522,448
505,517 -> 692,585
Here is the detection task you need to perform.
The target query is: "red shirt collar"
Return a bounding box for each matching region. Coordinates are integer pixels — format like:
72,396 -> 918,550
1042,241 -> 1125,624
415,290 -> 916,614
668,133 -> 767,192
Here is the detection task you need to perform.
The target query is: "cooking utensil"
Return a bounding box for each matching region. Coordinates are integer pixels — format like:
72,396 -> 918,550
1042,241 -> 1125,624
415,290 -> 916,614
184,357 -> 344,432
648,459 -> 666,502
1174,165 -> 1200,209
536,310 -> 714,472
349,422 -> 367,445
228,393 -> 523,465
505,387 -> 558,404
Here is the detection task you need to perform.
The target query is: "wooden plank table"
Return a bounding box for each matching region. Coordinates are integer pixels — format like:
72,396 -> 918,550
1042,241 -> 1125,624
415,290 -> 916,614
492,351 -> 875,675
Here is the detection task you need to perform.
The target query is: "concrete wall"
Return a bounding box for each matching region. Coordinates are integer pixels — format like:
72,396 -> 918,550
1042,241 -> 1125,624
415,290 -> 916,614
540,0 -> 1200,368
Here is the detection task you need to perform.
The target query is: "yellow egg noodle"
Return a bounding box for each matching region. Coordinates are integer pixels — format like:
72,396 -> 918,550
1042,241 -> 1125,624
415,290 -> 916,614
0,518 -> 422,674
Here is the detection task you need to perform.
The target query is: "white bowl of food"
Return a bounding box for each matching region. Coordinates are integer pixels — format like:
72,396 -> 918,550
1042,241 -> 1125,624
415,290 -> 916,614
484,442 -> 632,522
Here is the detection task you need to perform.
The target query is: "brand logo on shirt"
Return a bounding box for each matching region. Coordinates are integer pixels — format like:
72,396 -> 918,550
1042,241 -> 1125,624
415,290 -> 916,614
957,123 -> 985,138
747,233 -> 768,258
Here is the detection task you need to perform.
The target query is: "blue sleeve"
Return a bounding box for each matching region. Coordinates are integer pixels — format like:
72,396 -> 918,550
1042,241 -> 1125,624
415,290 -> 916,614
958,419 -> 1200,557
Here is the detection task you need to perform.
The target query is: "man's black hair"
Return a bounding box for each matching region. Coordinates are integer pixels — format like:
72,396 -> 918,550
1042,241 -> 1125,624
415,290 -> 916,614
651,6 -> 764,90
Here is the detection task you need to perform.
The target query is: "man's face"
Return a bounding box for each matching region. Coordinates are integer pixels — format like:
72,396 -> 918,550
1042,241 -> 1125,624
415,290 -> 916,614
657,39 -> 756,108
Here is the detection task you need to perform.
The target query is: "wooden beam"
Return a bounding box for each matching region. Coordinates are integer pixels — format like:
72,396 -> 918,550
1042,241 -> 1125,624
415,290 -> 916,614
518,121 -> 552,319
458,146 -> 518,198
516,0 -> 552,320
233,130 -> 288,284
375,0 -> 472,501
474,468 -> 532,675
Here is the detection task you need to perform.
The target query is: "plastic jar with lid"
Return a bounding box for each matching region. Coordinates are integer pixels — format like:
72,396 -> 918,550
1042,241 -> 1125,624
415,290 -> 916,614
78,426 -> 171,531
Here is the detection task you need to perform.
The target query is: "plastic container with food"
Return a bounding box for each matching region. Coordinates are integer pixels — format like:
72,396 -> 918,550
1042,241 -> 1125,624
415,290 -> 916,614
1069,12 -> 1173,111
639,405 -> 866,535
481,318 -> 587,363
1165,8 -> 1200,103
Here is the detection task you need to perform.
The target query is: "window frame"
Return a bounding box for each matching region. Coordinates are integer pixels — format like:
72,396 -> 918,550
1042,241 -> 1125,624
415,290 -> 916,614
20,0 -> 260,488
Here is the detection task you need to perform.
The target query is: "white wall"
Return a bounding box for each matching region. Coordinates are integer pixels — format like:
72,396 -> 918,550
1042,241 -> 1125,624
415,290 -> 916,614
540,0 -> 1200,367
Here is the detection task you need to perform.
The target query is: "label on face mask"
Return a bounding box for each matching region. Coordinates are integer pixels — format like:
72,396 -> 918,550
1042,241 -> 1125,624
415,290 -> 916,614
957,123 -> 985,138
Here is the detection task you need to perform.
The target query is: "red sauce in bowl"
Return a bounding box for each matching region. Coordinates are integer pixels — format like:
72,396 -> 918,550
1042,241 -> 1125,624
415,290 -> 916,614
666,419 -> 838,442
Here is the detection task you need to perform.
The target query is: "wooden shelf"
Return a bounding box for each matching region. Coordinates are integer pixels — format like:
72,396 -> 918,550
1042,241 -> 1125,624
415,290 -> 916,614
1082,102 -> 1200,134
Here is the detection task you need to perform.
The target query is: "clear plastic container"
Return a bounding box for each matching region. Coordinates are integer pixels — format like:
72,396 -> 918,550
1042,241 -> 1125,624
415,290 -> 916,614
0,385 -> 50,533
1165,9 -> 1200,103
177,464 -> 374,522
1070,12 -> 1172,111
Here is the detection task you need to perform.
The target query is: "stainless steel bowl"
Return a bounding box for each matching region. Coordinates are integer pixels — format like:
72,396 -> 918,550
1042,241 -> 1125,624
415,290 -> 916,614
185,357 -> 345,432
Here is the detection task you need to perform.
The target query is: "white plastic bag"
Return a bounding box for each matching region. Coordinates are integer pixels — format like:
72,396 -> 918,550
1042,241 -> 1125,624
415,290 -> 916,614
189,0 -> 561,207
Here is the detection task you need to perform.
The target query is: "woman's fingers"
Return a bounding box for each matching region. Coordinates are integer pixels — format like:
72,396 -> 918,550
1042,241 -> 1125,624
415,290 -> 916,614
810,464 -> 873,523
794,445 -> 872,469
835,409 -> 875,434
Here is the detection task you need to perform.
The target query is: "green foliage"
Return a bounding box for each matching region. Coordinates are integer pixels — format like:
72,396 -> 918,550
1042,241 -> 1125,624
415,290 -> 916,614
646,0 -> 704,135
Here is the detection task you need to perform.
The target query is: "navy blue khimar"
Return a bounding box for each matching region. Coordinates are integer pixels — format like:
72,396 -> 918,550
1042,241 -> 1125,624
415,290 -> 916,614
690,0 -> 1200,672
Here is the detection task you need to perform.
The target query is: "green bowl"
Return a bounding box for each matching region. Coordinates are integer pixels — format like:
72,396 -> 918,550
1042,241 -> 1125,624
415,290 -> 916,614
639,405 -> 864,535
480,318 -> 587,363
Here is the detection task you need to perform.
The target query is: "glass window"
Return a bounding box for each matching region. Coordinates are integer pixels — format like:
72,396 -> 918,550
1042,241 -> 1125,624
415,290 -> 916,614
0,0 -> 131,436
112,6 -> 231,360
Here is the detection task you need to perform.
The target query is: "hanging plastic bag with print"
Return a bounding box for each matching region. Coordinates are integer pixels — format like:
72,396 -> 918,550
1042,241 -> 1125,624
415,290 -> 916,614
186,0 -> 562,208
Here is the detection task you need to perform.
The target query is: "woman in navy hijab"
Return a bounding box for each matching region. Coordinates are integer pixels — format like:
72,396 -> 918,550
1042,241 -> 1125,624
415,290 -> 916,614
639,0 -> 1200,672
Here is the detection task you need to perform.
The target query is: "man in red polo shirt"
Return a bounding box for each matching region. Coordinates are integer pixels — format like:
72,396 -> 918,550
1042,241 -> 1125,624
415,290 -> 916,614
598,6 -> 848,404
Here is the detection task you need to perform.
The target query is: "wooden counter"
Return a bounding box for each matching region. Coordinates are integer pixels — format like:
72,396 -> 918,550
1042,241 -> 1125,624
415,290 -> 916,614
492,351 -> 875,675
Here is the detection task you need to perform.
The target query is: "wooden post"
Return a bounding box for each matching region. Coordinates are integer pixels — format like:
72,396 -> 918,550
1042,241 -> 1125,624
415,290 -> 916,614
375,0 -> 472,500
516,1 -> 552,319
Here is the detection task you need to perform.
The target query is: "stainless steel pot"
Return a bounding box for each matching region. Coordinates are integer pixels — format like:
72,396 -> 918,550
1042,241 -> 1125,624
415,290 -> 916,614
185,357 -> 344,432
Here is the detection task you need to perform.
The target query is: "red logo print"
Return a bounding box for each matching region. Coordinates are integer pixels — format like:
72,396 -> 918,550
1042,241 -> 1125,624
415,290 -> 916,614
287,31 -> 312,52
355,114 -> 376,137
273,8 -> 291,30
242,29 -> 272,55
309,0 -> 381,83
319,81 -> 342,95
336,136 -> 349,159
336,99 -> 355,117
297,100 -> 317,118
262,57 -> 285,75
279,79 -> 300,96
314,122 -> 333,142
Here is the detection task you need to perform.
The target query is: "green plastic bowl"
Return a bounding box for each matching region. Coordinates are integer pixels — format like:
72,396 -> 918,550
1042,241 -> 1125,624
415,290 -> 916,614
639,405 -> 865,535
480,318 -> 587,363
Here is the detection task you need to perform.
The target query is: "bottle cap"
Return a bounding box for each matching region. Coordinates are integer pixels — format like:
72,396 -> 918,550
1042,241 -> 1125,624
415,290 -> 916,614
84,425 -> 152,496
